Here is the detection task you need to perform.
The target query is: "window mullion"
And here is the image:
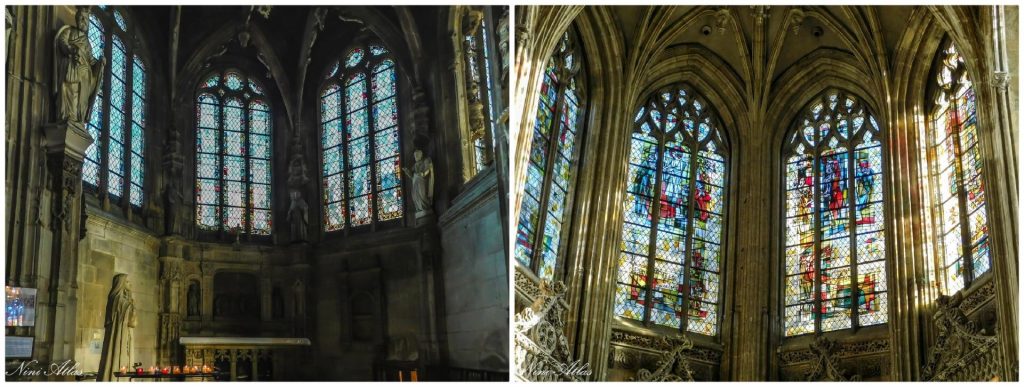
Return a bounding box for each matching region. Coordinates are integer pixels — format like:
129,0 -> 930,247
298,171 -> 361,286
642,117 -> 667,326
680,133 -> 700,333
813,133 -> 823,334
847,116 -> 860,330
529,76 -> 567,277
122,40 -> 133,211
949,92 -> 975,287
99,28 -> 113,202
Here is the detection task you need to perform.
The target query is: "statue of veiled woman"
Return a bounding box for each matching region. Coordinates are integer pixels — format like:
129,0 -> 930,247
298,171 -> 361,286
97,274 -> 136,381
54,6 -> 105,126
402,150 -> 434,215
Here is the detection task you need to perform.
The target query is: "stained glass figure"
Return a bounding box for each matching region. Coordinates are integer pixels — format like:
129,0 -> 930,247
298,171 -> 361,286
80,7 -> 146,209
782,89 -> 887,337
514,29 -> 585,282
321,44 -> 404,231
931,41 -> 990,294
613,84 -> 727,337
195,69 -> 272,235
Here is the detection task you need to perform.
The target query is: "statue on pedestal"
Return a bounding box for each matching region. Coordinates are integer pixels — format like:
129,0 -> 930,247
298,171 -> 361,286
402,149 -> 434,216
54,6 -> 105,127
97,274 -> 136,381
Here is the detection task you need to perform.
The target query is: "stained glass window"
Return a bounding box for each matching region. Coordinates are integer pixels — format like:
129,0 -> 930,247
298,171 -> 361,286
930,41 -> 991,294
321,44 -> 404,232
81,7 -> 146,209
782,89 -> 887,337
514,30 -> 585,281
194,70 -> 272,236
612,85 -> 727,337
461,10 -> 502,176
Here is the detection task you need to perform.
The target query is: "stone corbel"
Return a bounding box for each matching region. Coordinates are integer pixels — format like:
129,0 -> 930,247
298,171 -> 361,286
805,336 -> 861,381
787,7 -> 806,35
630,337 -> 696,381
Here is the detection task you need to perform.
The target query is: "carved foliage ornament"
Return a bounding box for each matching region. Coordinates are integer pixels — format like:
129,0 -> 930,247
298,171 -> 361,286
630,336 -> 696,382
513,280 -> 583,382
805,335 -> 861,381
922,293 -> 1001,381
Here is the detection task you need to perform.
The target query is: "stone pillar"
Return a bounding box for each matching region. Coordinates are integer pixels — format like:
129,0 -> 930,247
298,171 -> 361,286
986,5 -> 1018,381
158,251 -> 184,365
36,121 -> 92,375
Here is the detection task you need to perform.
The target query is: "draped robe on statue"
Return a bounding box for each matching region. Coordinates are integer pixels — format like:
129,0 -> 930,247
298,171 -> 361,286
53,19 -> 103,126
97,274 -> 136,381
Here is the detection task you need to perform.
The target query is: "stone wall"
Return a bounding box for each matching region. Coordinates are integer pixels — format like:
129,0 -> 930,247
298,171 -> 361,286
439,168 -> 508,372
74,208 -> 161,372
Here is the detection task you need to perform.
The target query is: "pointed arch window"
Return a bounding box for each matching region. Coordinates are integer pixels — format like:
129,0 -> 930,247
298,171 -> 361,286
928,41 -> 991,294
782,89 -> 888,337
613,85 -> 728,336
82,7 -> 147,208
194,70 -> 272,235
513,30 -> 585,281
320,44 -> 404,232
459,8 -> 502,177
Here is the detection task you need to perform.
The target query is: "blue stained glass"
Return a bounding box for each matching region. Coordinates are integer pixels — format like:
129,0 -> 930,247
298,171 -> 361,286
250,159 -> 270,184
204,74 -> 219,88
349,196 -> 372,226
348,136 -> 370,167
249,80 -> 264,95
322,85 -> 342,122
346,107 -> 368,140
113,10 -> 126,30
348,166 -> 371,197
373,98 -> 398,130
111,36 -> 126,80
323,147 -> 343,176
88,15 -> 104,60
327,61 -> 339,79
372,64 -> 396,101
345,48 -> 364,68
369,45 -> 388,56
376,157 -> 401,191
346,73 -> 368,111
374,127 -> 400,161
225,72 -> 244,91
249,102 -> 270,135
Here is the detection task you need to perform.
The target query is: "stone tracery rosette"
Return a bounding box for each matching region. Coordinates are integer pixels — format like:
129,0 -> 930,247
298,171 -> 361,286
922,293 -> 1002,381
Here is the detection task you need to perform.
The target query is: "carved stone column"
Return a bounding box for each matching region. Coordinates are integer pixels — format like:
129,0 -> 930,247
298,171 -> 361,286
158,252 -> 184,365
36,121 -> 92,373
985,6 -> 1018,380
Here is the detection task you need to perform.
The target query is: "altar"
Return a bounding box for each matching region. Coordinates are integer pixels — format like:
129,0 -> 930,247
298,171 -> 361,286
180,337 -> 312,381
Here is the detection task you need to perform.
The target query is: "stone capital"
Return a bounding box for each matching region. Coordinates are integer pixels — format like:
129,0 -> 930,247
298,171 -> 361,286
43,121 -> 93,161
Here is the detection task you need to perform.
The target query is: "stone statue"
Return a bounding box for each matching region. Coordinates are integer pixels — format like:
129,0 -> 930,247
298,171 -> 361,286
186,282 -> 200,317
97,274 -> 136,381
54,6 -> 105,127
402,150 -> 434,215
163,183 -> 183,235
287,189 -> 308,242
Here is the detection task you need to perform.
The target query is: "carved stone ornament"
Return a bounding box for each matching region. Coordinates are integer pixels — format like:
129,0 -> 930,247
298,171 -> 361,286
630,336 -> 696,382
513,280 -> 584,382
921,293 -> 1002,381
50,157 -> 82,232
805,336 -> 861,381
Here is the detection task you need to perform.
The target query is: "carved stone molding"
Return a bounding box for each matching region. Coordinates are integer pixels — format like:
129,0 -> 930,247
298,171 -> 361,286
778,337 -> 890,365
992,71 -> 1010,90
630,336 -> 696,382
804,336 -> 862,381
513,280 -> 584,382
922,293 -> 1002,381
48,156 -> 82,232
958,279 -> 996,316
609,329 -> 723,364
513,269 -> 542,303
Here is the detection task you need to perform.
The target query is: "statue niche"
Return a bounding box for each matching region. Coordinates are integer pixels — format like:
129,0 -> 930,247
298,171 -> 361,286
186,280 -> 201,318
401,149 -> 434,217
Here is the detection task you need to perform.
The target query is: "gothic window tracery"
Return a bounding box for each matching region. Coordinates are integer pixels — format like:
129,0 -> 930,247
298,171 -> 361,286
613,84 -> 727,336
320,43 -> 403,232
82,7 -> 146,208
514,29 -> 586,281
782,89 -> 888,336
928,41 -> 991,294
194,69 -> 272,235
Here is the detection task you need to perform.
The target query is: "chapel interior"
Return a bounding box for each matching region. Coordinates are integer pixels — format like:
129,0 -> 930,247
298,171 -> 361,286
512,5 -> 1018,382
5,5 -> 509,381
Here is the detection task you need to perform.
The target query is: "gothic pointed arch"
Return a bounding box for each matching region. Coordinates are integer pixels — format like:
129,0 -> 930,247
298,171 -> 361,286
781,88 -> 888,336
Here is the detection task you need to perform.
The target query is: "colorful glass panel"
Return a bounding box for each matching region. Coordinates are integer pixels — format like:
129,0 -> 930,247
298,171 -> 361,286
321,44 -> 405,231
932,42 -> 990,293
515,31 -> 583,281
195,70 -> 271,235
614,84 -> 727,336
783,89 -> 887,337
